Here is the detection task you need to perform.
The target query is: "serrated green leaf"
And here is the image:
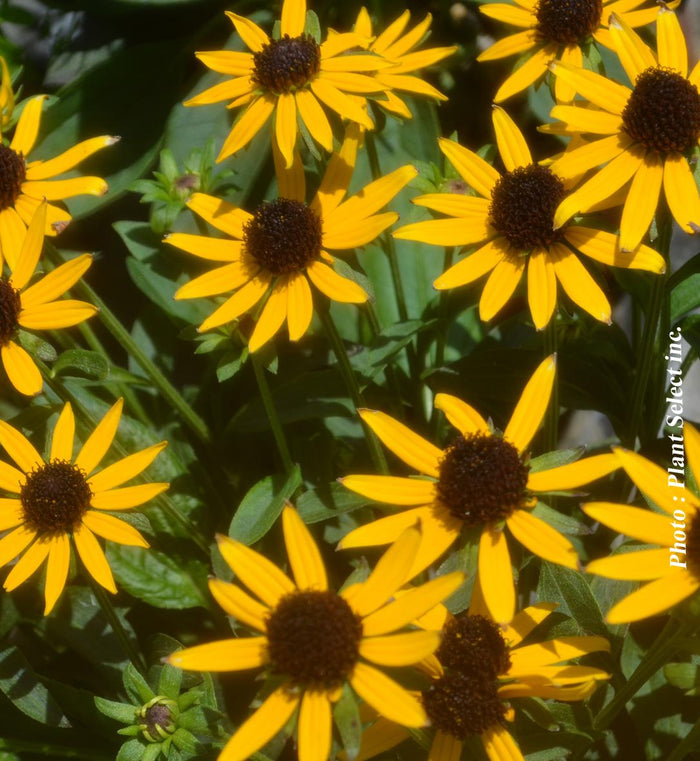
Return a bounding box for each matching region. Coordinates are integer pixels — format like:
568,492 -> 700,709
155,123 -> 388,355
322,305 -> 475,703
123,663 -> 155,706
537,563 -> 608,637
296,483 -> 371,523
117,739 -> 147,761
95,697 -> 138,724
531,502 -> 592,536
529,447 -> 585,474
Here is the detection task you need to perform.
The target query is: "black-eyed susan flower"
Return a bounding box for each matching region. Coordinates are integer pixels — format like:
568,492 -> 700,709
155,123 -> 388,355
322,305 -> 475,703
394,107 -> 665,329
186,0 -> 391,167
583,430 -> 700,623
0,203 -> 97,396
167,126 -> 415,352
339,354 -> 620,624
0,399 -> 168,614
353,8 -> 457,119
0,95 -> 116,268
548,7 -> 700,252
352,578 -> 610,761
477,0 -> 677,103
167,506 -> 465,761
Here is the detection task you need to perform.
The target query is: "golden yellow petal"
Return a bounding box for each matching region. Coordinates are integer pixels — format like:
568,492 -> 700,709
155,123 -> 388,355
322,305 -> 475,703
504,354 -> 555,453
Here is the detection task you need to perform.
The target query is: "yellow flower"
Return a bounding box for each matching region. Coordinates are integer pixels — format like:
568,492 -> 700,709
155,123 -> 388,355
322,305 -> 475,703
477,0 -> 678,103
583,429 -> 700,623
0,400 -> 168,614
353,8 -> 457,119
394,106 -> 664,329
0,95 -> 116,268
340,354 -> 621,624
167,506 -> 465,761
186,0 -> 391,167
351,579 -> 609,761
0,57 -> 15,129
548,7 -> 700,252
0,203 -> 97,396
166,126 -> 415,352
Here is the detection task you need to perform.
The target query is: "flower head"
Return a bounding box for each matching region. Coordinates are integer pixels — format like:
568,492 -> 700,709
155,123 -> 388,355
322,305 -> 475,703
548,7 -> 700,251
353,8 -> 457,119
583,429 -> 700,623
394,106 -> 664,329
0,203 -> 97,396
0,399 -> 168,614
340,354 -> 621,623
167,506 -> 465,761
167,126 -> 415,351
477,0 -> 678,102
0,95 -> 116,268
186,0 -> 391,167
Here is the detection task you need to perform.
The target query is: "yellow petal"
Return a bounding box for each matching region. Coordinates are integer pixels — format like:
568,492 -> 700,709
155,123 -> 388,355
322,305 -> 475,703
298,690 -> 331,761
504,354 -> 555,453
91,483 -> 169,511
606,570 -> 700,624
0,525 -> 36,567
338,507 -> 427,550
282,505 -> 327,591
225,12 -> 270,52
166,233 -> 244,262
506,510 -> 579,569
663,153 -> 700,235
564,226 -> 666,273
480,3 -> 534,26
438,138 -> 499,198
551,244 -> 611,325
527,249 -> 557,331
549,105 -> 622,135
281,0 -> 306,37
88,441 -> 167,492
492,105 -> 532,171
44,533 -> 71,615
353,717 -> 410,761
3,536 -> 50,591
581,502 -> 675,545
411,193 -> 491,219
10,201 -> 46,291
407,504 -> 463,580
218,94 -> 276,162
359,631 -> 440,666
433,393 -> 489,436
477,29 -> 537,62
501,602 -> 557,648
74,398 -> 123,474
0,498 -> 24,528
295,89 -> 333,153
168,637 -> 268,671
22,177 -> 107,201
82,510 -> 149,547
350,662 -> 427,727
429,731 -> 463,761
339,475 -> 435,505
358,409 -> 442,477
311,123 -> 360,218
10,95 -> 46,155
434,238 -> 505,290
619,153 -> 663,251
479,525 -> 516,625
272,136 -> 305,202
478,254 -> 525,323
0,464 -> 23,493
0,418 -> 42,471
481,724 -> 525,761
608,13 -> 657,83
310,78 -> 373,130
494,45 -> 554,103
656,6 -> 687,76
199,273 -> 271,332
219,687 -> 300,761
275,92 -> 297,170
685,423 -> 700,489
1,341 -> 43,396
193,51 -> 254,76
50,403 -> 75,462
394,216 -> 493,248
371,10 -> 410,54
555,44 -> 582,103
208,577 -> 268,631
586,548 -> 675,581
323,211 -> 398,250
184,77 -> 255,107
186,193 -> 252,239
306,259 -> 368,303
0,206 -> 26,270
19,299 -> 98,330
175,260 -> 257,300
216,534 -> 295,607
286,273 -> 313,341
73,524 -> 116,593
528,453 -> 619,492
550,133 -> 629,181
548,60 -> 632,115
248,283 -> 288,353
21,254 -> 94,309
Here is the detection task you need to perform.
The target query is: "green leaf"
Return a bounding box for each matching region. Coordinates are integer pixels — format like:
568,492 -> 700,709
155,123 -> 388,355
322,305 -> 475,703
528,448 -> 585,474
158,665 -> 183,702
296,483 -> 371,524
117,739 -> 147,761
333,684 -> 362,761
95,697 -> 138,724
531,502 -> 592,537
123,662 -> 155,705
664,663 -> 700,694
671,271 -> 700,324
351,320 -> 434,381
141,743 -> 163,761
52,349 -> 110,380
229,468 -> 302,546
536,563 -> 608,637
106,545 -> 208,610
0,647 -> 70,727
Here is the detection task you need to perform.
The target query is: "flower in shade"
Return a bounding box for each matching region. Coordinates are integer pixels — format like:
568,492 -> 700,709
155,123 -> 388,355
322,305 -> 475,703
0,399 -> 168,614
167,506 -> 465,761
167,126 -> 415,351
353,8 -> 457,119
0,94 -> 116,268
394,106 -> 664,329
339,354 -> 621,624
477,0 -> 678,103
350,576 -> 609,761
0,57 -> 15,129
547,7 -> 700,252
0,203 -> 97,396
583,430 -> 700,623
185,0 -> 392,167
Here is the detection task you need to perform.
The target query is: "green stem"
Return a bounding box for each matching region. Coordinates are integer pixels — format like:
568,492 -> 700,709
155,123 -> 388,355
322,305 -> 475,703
544,318 -> 559,453
250,353 -> 296,477
45,245 -> 210,445
87,574 -> 147,676
433,247 -> 455,372
666,716 -> 700,761
318,307 -> 388,473
626,209 -> 672,447
0,739 -> 112,761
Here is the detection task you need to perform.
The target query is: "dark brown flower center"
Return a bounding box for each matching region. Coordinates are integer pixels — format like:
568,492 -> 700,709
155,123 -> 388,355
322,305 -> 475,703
252,34 -> 321,94
20,460 -> 92,535
535,0 -> 602,45
244,198 -> 322,275
621,67 -> 700,154
437,433 -> 530,525
437,614 -> 511,680
0,278 -> 20,345
265,590 -> 363,689
489,165 -> 566,252
0,144 -> 26,211
423,671 -> 506,739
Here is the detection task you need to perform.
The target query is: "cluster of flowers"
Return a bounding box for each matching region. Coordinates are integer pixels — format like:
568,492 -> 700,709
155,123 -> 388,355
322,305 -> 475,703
0,1 -> 699,760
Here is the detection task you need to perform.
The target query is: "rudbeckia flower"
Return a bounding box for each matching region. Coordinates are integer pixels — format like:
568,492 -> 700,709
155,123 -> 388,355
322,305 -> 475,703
477,0 -> 677,102
340,354 -> 620,623
0,94 -> 116,268
548,7 -> 700,252
583,431 -> 700,623
394,107 -> 665,329
352,577 -> 610,761
0,203 -> 97,396
353,8 -> 457,119
167,507 -> 465,761
186,0 -> 390,167
0,399 -> 168,614
167,126 -> 415,351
